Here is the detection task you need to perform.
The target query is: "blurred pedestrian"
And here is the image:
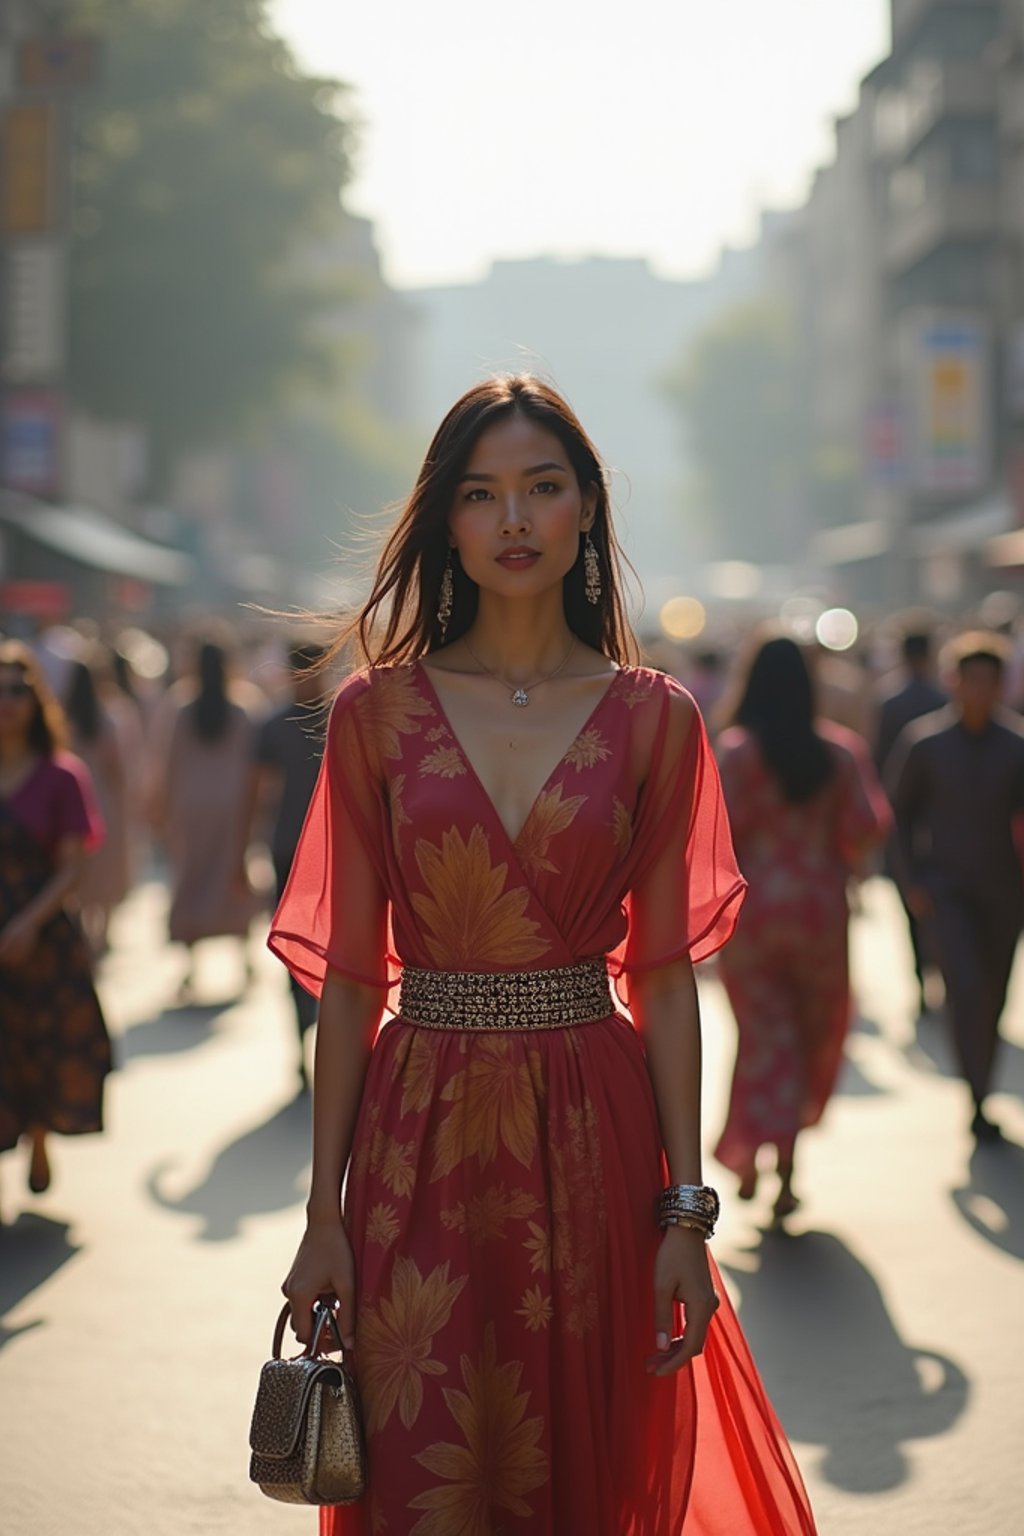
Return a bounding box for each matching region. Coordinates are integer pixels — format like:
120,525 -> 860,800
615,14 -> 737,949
63,654 -> 131,956
872,629 -> 947,1014
888,632 -> 1024,1143
150,637 -> 261,999
246,641 -> 329,1088
0,641 -> 112,1214
714,635 -> 891,1218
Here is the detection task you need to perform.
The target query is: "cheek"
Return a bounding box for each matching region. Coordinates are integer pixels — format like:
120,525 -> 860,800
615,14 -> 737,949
540,490 -> 585,539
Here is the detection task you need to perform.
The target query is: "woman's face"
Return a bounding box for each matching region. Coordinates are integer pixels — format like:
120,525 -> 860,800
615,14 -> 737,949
0,665 -> 36,741
447,413 -> 597,600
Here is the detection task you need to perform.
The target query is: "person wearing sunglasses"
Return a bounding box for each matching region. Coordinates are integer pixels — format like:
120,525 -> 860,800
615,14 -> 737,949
0,640 -> 112,1212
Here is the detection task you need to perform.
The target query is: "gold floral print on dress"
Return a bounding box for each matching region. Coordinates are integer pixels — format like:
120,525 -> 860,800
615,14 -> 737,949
411,824 -> 550,968
419,744 -> 467,779
409,1323 -> 548,1533
357,667 -> 433,761
514,784 -> 586,878
564,725 -> 612,770
516,1285 -> 554,1332
440,1184 -> 540,1244
358,1256 -> 468,1436
430,1036 -> 545,1181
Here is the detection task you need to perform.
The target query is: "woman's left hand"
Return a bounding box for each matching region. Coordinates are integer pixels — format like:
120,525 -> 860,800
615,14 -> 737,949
0,912 -> 39,967
646,1225 -> 719,1377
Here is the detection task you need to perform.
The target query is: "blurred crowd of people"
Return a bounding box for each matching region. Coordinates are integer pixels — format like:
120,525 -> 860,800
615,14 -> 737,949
2,599 -> 1023,1216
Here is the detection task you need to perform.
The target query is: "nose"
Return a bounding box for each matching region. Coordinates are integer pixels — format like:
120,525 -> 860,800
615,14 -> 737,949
498,493 -> 531,535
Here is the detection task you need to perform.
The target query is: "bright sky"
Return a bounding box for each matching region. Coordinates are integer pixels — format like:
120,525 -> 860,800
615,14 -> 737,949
270,0 -> 891,291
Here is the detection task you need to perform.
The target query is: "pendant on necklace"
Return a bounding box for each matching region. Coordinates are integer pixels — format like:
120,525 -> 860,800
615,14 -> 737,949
511,688 -> 529,707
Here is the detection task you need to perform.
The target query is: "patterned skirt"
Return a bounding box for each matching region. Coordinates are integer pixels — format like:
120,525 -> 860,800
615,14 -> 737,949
321,1011 -> 815,1536
0,805 -> 112,1153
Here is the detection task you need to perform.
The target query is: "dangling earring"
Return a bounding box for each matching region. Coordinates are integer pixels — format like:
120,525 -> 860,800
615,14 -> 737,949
584,531 -> 602,605
437,549 -> 454,639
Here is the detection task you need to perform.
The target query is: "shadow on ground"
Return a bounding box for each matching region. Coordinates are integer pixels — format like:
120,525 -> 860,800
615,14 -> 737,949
0,1212 -> 80,1350
721,1228 -> 968,1493
145,1090 -> 311,1240
906,1015 -> 1024,1101
951,1136 -> 1024,1259
117,1000 -> 237,1062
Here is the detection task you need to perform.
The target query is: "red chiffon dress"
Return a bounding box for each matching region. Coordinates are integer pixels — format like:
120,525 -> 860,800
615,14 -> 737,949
269,662 -> 817,1536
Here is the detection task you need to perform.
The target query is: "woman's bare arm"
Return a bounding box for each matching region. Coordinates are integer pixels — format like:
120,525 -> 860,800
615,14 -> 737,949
630,957 -> 719,1376
283,969 -> 386,1347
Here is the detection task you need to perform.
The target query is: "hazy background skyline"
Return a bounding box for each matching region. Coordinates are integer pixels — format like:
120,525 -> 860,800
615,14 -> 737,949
271,0 -> 891,290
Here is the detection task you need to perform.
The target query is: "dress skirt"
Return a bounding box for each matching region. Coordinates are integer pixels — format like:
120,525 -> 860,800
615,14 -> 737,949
323,1012 -> 815,1536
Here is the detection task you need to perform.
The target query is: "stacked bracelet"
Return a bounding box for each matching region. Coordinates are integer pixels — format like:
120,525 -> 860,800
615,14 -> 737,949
657,1183 -> 720,1239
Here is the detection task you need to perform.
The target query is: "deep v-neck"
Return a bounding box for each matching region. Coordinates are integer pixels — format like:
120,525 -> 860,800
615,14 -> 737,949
415,659 -> 622,851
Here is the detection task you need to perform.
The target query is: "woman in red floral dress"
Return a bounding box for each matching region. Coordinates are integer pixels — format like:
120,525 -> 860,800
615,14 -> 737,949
714,635 -> 891,1220
270,378 -> 817,1534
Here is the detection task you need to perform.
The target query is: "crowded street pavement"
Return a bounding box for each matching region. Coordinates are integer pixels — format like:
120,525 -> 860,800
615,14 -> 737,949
3,876 -> 1023,1536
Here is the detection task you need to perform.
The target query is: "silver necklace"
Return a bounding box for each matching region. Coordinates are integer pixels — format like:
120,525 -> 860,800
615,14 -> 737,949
462,635 -> 577,707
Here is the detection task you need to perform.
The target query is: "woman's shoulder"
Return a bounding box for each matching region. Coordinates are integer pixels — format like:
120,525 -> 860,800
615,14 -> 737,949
43,751 -> 93,799
326,663 -> 430,753
331,662 -> 419,709
817,717 -> 871,767
616,665 -> 694,711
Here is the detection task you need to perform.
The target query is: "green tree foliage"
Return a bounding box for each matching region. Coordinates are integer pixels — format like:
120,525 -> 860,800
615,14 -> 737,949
68,0 -> 354,475
665,301 -> 803,562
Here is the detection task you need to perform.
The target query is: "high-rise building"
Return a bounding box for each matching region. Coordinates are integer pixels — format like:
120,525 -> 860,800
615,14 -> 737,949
867,0 -> 1013,602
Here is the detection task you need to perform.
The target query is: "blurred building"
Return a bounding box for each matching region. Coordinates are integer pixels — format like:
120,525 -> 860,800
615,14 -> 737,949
0,2 -> 195,625
701,0 -> 1024,609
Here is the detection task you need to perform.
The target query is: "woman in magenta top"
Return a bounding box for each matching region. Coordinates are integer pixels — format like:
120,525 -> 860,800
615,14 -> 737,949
0,640 -> 112,1212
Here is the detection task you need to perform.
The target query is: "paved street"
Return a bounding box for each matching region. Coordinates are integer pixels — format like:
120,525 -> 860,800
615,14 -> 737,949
2,878 -> 1023,1535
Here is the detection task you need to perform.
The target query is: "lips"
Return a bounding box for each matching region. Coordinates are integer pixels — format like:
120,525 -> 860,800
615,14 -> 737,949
497,546 -> 540,569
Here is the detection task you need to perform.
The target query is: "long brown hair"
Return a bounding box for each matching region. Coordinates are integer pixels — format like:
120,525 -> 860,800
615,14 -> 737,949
336,375 -> 638,668
0,639 -> 68,755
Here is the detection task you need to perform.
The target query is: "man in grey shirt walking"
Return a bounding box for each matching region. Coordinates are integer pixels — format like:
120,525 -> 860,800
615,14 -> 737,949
888,633 -> 1024,1143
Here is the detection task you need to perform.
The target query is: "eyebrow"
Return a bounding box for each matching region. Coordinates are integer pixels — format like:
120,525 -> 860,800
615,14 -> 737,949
459,461 -> 567,483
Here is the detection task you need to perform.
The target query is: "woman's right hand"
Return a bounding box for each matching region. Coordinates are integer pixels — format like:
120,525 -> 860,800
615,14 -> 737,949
282,1219 -> 356,1350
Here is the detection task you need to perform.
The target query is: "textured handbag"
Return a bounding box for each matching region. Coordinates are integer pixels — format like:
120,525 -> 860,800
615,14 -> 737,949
248,1299 -> 366,1506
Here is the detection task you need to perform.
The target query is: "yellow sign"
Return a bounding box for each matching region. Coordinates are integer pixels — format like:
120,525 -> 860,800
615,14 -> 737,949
2,105 -> 54,235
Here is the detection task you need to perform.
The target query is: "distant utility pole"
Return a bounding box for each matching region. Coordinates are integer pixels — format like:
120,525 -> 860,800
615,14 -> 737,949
1,1 -> 97,503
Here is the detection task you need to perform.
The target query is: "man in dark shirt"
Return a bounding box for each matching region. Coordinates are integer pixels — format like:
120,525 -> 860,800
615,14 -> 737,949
889,633 -> 1024,1142
873,630 -> 948,1011
252,643 -> 328,1089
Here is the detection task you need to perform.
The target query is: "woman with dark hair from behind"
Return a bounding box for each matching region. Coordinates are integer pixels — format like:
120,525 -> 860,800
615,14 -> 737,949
0,641 -> 112,1216
150,636 -> 260,1000
63,653 -> 131,956
714,633 -> 891,1220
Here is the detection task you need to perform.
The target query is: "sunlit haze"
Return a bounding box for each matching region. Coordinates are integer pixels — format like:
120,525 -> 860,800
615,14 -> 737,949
271,0 -> 891,290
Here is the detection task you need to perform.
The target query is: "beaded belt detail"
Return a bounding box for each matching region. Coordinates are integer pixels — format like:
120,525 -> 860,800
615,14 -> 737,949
397,959 -> 614,1032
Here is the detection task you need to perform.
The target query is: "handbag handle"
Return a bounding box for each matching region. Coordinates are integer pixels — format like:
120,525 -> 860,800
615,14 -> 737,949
273,1299 -> 346,1362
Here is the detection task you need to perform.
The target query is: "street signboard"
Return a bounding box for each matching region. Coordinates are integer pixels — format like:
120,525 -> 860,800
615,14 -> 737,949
2,241 -> 65,381
2,389 -> 62,495
902,313 -> 990,496
2,104 -> 55,235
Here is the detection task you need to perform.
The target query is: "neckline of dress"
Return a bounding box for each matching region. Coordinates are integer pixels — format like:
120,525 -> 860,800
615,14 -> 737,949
415,658 -> 625,850
0,754 -> 45,804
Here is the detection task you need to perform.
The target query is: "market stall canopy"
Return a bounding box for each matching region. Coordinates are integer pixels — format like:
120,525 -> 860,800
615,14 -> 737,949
0,493 -> 194,586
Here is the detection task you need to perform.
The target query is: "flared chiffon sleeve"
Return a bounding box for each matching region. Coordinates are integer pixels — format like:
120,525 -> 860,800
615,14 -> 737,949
617,681 -> 746,984
267,673 -> 390,998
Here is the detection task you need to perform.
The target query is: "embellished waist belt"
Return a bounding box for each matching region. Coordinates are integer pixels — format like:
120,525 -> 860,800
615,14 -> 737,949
397,959 -> 614,1032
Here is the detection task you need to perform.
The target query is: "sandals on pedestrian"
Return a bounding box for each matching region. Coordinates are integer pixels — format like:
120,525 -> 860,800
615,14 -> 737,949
27,1140 -> 51,1195
737,1164 -> 759,1201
